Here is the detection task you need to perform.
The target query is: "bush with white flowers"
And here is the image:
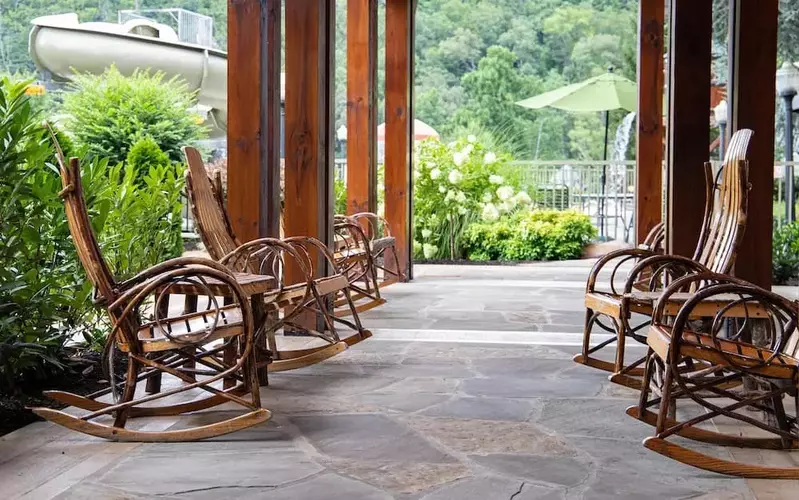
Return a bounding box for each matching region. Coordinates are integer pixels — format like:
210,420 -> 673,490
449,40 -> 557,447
414,136 -> 517,260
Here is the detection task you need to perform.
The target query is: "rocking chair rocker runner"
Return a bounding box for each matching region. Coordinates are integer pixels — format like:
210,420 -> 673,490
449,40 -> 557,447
631,275 -> 799,479
184,147 -> 372,371
577,129 -> 753,389
33,141 -> 270,442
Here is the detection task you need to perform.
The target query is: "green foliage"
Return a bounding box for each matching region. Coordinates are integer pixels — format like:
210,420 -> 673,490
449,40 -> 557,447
126,135 -> 172,174
334,177 -> 347,215
62,66 -> 206,164
463,210 -> 597,262
84,158 -> 186,281
414,135 -> 527,259
0,77 -> 74,392
773,222 -> 799,284
0,76 -> 185,392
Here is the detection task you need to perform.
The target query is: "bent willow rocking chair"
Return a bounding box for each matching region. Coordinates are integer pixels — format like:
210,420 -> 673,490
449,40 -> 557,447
33,147 -> 269,442
332,215 -> 387,316
577,129 -> 753,389
184,147 -> 372,371
630,274 -> 799,479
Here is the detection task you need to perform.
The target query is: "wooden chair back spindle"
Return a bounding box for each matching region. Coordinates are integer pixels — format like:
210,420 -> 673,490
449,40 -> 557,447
693,129 -> 753,275
184,147 -> 242,261
56,153 -> 118,305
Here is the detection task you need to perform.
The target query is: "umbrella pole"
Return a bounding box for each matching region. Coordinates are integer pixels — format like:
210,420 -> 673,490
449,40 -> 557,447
600,111 -> 610,239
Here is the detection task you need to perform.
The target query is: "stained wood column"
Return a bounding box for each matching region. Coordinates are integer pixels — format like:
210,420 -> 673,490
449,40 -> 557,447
284,0 -> 335,284
227,0 -> 281,242
727,0 -> 778,288
635,0 -> 664,244
346,0 -> 378,215
665,0 -> 712,257
385,0 -> 415,281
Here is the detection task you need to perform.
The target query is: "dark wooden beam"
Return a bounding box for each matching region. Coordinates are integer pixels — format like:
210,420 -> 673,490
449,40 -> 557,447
284,0 -> 335,282
346,0 -> 378,215
384,0 -> 415,280
228,0 -> 280,241
665,0 -> 712,257
727,0 -> 778,288
635,0 -> 665,244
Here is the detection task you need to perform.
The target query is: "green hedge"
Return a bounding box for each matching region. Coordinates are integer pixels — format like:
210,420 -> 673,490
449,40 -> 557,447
463,210 -> 596,262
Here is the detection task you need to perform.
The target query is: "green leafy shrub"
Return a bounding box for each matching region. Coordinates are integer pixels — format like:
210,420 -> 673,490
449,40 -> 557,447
126,135 -> 172,177
414,135 -> 528,259
463,210 -> 596,262
335,177 -> 347,215
773,222 -> 799,284
62,66 -> 206,164
0,77 -> 185,393
0,78 -> 75,391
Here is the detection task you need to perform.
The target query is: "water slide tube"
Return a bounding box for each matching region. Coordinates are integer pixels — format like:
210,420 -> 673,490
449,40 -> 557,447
29,13 -> 229,134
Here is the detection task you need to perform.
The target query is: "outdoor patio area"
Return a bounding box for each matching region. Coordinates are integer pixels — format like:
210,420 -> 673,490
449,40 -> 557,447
2,262 -> 797,499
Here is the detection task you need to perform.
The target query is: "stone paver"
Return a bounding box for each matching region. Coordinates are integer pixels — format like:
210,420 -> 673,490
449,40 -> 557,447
2,262 -> 795,499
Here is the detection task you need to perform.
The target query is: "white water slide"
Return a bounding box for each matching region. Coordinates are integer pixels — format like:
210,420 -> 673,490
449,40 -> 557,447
29,13 -> 238,136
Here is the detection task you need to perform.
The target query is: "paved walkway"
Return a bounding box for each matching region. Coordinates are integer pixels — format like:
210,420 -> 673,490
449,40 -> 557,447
1,262 -> 797,499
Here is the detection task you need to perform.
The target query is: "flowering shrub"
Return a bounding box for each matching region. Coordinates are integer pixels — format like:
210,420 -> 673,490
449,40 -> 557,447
462,210 -> 596,261
414,136 -> 531,259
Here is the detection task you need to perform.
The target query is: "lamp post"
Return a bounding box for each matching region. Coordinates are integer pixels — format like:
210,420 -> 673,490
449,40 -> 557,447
713,100 -> 727,160
776,61 -> 799,223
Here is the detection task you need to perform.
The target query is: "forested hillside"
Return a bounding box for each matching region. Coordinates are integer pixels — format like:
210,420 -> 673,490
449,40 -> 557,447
2,0 -> 798,159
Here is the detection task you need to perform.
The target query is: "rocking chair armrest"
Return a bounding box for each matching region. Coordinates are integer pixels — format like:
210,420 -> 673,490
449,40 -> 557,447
585,247 -> 658,293
334,220 -> 373,254
650,272 -> 748,325
349,212 -> 392,239
622,254 -> 711,294
282,236 -> 343,275
662,280 -> 797,371
108,263 -> 255,346
220,238 -> 315,283
118,257 -> 239,293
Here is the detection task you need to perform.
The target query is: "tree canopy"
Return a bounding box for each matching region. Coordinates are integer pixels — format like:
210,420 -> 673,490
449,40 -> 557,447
3,0 -> 799,160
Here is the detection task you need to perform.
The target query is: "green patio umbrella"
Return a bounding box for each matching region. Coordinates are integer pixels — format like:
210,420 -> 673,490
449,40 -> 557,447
516,71 -> 637,114
516,69 -> 637,238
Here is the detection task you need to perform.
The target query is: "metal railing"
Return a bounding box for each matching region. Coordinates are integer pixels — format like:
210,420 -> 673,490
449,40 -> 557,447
510,160 -> 637,242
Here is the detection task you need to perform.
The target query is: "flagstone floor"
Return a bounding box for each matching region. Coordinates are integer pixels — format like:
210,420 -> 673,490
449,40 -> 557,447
1,262 -> 797,499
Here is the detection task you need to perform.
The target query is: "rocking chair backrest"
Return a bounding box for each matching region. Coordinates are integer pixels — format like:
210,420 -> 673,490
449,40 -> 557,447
183,147 -> 241,262
692,129 -> 753,274
55,151 -> 118,305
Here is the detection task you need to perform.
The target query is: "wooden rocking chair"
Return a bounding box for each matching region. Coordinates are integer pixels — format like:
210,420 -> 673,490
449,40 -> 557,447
576,129 -> 753,389
630,274 -> 799,479
183,147 -> 372,371
332,216 -> 387,316
343,212 -> 404,288
32,146 -> 270,442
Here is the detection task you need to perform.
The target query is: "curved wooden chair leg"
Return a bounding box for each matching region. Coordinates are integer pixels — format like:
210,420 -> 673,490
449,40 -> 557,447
643,437 -> 799,479
32,407 -> 271,443
268,341 -> 348,372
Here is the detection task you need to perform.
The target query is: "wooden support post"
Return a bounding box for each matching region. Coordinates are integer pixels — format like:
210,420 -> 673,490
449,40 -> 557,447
284,0 -> 335,329
727,0 -> 778,288
665,0 -> 712,257
229,0 -> 281,385
384,0 -> 415,281
346,0 -> 378,215
635,0 -> 665,244
228,0 -> 281,242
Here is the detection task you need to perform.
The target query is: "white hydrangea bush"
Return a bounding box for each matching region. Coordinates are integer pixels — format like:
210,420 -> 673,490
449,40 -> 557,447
413,135 -> 525,259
